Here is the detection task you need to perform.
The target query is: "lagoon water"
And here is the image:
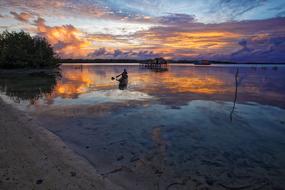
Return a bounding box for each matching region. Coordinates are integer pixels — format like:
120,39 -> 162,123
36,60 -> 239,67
1,64 -> 285,189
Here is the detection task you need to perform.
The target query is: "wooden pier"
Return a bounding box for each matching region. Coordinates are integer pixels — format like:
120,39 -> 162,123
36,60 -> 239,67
139,57 -> 168,72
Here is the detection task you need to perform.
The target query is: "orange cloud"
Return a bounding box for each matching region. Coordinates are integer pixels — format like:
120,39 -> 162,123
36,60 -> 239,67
29,13 -> 285,61
31,15 -> 244,60
131,30 -> 241,58
34,18 -> 140,58
35,18 -> 92,58
164,31 -> 240,49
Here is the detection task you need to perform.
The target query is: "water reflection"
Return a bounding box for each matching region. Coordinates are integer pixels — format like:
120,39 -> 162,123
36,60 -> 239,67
0,71 -> 60,104
139,64 -> 169,73
230,68 -> 239,121
1,64 -> 285,189
0,64 -> 285,109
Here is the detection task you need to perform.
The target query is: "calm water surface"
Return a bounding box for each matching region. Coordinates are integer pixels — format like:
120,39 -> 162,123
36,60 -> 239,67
1,64 -> 285,189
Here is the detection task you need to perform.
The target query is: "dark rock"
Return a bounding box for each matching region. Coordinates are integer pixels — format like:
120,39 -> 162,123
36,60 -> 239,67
171,106 -> 181,109
130,156 -> 140,162
117,155 -> 124,161
205,178 -> 214,186
155,169 -> 163,175
70,171 -> 76,177
273,186 -> 284,190
36,179 -> 43,184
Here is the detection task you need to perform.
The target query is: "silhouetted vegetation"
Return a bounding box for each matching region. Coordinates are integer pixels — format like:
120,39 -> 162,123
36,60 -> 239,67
168,60 -> 235,64
0,31 -> 59,69
59,58 -> 284,65
59,59 -> 142,63
59,58 -> 238,64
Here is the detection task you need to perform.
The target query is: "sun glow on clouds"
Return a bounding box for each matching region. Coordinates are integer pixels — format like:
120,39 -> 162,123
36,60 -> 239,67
29,16 -> 285,61
35,18 -> 92,57
163,31 -> 240,50
33,16 -> 157,58
1,0 -> 285,62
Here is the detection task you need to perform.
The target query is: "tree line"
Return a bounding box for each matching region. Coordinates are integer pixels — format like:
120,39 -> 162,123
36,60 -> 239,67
0,31 -> 59,69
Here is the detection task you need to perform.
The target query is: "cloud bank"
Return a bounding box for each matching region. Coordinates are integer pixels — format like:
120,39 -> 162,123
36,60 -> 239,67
1,0 -> 285,62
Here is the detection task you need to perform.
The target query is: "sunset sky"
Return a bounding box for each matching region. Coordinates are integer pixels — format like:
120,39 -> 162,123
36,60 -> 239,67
0,0 -> 285,62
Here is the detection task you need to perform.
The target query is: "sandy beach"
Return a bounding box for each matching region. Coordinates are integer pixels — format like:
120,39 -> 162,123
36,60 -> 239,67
0,98 -> 122,190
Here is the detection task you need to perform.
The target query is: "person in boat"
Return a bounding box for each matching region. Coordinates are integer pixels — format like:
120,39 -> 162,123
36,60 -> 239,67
116,69 -> 128,90
116,69 -> 128,81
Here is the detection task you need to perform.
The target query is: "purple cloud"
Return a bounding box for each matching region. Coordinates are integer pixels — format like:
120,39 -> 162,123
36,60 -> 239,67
159,13 -> 195,25
10,11 -> 33,22
88,48 -> 159,59
230,36 -> 285,63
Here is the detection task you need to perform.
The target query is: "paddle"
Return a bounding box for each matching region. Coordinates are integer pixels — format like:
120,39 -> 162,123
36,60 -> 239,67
111,76 -> 119,81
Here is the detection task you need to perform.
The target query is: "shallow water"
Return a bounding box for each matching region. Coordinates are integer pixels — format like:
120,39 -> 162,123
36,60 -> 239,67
1,64 -> 285,189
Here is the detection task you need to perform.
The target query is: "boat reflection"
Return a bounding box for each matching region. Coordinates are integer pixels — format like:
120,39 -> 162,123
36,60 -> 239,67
118,80 -> 128,90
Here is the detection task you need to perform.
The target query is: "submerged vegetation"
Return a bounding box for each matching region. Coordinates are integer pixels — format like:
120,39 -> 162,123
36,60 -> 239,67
0,31 -> 59,69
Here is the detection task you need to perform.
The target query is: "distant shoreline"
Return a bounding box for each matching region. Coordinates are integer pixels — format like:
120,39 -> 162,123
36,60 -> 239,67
59,59 -> 285,65
0,63 -> 284,74
61,63 -> 285,67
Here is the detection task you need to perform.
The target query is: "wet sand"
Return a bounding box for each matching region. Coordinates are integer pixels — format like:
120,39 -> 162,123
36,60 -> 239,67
0,99 -> 122,190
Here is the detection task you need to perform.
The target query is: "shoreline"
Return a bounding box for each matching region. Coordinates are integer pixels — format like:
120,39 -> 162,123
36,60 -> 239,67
0,98 -> 122,190
60,63 -> 285,67
0,64 -> 284,74
0,68 -> 61,76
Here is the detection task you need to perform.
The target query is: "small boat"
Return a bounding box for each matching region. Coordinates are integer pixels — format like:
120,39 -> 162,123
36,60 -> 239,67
118,78 -> 128,85
118,78 -> 128,90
